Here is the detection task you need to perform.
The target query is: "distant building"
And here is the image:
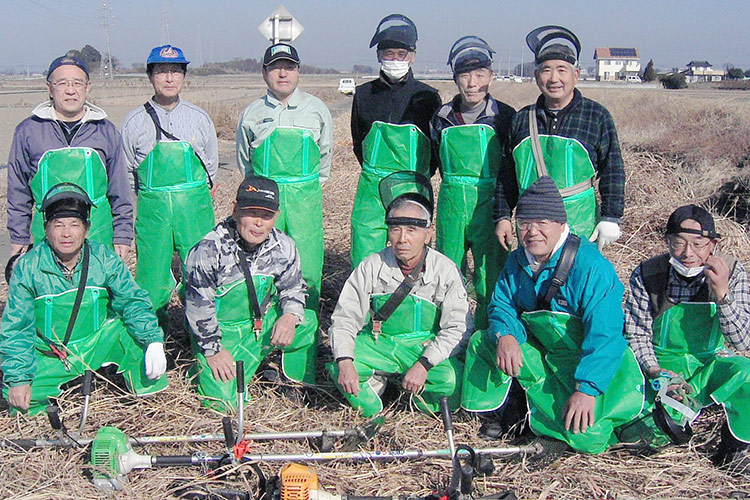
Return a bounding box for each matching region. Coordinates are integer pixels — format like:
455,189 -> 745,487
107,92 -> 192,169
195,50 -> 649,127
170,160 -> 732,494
682,60 -> 724,82
593,47 -> 641,81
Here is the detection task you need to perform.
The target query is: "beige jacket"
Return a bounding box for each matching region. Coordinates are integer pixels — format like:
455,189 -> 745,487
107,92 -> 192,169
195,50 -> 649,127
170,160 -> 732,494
329,247 -> 473,366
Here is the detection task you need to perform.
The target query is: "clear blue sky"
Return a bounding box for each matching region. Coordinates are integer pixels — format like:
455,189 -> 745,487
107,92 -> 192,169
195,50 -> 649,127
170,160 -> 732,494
3,0 -> 749,73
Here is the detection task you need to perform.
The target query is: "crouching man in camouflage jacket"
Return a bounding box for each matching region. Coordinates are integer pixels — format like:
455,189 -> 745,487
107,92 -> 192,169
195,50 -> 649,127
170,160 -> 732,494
185,175 -> 317,411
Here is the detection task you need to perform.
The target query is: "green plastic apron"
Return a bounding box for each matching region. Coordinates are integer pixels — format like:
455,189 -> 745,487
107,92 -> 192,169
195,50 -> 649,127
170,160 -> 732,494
622,303 -> 750,445
461,311 -> 644,454
436,124 -> 506,329
192,275 -> 318,411
30,147 -> 113,246
513,128 -> 598,238
134,140 -> 215,312
350,122 -> 431,267
326,293 -> 463,417
251,127 -> 323,312
7,286 -> 167,415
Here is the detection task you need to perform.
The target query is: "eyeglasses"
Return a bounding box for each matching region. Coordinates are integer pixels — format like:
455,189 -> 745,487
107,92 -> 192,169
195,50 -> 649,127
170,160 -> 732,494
517,219 -> 555,231
152,69 -> 185,78
50,79 -> 88,90
668,236 -> 712,253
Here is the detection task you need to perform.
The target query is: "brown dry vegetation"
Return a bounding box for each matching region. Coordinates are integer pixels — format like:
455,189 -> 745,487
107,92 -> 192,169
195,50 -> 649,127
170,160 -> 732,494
1,78 -> 750,499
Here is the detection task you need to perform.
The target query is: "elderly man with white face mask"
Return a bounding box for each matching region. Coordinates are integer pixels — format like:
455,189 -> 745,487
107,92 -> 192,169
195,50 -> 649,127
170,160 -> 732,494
624,205 -> 750,473
349,13 -> 442,268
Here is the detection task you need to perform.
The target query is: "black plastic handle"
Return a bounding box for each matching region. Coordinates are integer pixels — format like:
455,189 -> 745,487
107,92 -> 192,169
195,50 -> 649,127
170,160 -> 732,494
153,455 -> 196,466
236,361 -> 245,394
46,405 -> 62,431
222,416 -> 235,448
439,396 -> 453,432
460,464 -> 474,495
81,370 -> 93,396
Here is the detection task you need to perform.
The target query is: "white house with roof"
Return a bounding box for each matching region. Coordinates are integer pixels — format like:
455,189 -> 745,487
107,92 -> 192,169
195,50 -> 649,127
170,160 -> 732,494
593,47 -> 641,81
682,61 -> 724,82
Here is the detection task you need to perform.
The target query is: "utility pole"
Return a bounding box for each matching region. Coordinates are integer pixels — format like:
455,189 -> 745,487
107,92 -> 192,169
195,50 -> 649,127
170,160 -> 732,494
507,48 -> 511,77
160,0 -> 171,45
196,24 -> 203,66
100,0 -> 114,81
520,45 -> 524,78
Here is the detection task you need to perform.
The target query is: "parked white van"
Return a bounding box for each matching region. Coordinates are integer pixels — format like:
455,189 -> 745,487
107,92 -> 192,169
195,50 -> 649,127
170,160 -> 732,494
338,78 -> 356,95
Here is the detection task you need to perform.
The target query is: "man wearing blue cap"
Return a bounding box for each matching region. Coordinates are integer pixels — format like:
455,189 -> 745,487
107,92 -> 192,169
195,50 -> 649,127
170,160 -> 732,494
430,36 -> 515,329
120,45 -> 217,321
236,43 -> 332,313
349,14 -> 441,267
494,26 -> 625,252
0,183 -> 167,415
7,52 -> 133,260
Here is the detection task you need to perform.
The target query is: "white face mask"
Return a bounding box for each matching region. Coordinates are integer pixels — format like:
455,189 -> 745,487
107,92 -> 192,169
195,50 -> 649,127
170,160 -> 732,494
380,60 -> 410,80
669,256 -> 705,278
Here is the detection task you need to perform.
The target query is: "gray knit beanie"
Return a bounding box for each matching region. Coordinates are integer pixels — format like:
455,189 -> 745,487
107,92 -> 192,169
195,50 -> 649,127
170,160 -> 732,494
516,176 -> 567,223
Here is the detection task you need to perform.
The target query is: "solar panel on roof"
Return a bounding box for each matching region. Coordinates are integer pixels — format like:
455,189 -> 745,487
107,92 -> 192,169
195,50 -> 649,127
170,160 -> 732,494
609,48 -> 637,58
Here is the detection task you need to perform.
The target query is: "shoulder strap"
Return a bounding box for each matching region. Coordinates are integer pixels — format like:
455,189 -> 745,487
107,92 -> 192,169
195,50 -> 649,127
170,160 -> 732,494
372,248 -> 428,324
37,242 -> 90,355
537,234 -> 580,311
142,102 -> 214,189
143,102 -> 179,141
528,106 -> 548,178
236,247 -> 273,329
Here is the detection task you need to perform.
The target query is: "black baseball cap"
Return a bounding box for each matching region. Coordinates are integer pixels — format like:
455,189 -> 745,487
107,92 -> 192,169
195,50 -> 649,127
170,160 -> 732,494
666,205 -> 721,239
262,43 -> 300,66
236,176 -> 279,212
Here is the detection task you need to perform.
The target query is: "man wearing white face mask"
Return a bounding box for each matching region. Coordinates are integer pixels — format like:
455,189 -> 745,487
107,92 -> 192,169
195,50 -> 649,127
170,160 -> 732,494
349,13 -> 441,267
624,205 -> 750,473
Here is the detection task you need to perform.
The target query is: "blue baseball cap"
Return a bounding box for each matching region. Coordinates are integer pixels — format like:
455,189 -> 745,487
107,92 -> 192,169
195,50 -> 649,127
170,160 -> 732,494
146,45 -> 190,66
47,54 -> 89,80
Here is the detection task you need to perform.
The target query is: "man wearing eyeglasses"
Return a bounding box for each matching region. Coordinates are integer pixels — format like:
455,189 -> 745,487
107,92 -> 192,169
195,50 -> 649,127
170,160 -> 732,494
7,53 -> 133,261
236,43 -> 332,313
624,205 -> 750,471
349,14 -> 442,267
461,175 -> 643,454
120,45 -> 217,322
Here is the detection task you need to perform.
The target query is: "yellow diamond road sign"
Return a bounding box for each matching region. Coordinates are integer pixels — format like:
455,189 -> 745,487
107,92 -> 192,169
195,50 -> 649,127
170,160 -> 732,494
258,5 -> 304,43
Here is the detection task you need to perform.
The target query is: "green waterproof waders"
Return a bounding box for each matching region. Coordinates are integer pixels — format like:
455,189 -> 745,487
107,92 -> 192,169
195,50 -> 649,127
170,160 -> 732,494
251,128 -> 323,312
4,287 -> 168,415
461,311 -> 644,454
191,275 -> 318,411
619,303 -> 750,446
326,294 -> 463,417
30,147 -> 113,246
436,124 -> 506,329
134,141 -> 215,312
350,122 -> 431,267
513,113 -> 598,238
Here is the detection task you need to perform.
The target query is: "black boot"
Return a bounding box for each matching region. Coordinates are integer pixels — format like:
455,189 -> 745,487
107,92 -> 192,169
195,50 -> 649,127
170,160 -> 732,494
479,379 -> 529,440
714,421 -> 750,475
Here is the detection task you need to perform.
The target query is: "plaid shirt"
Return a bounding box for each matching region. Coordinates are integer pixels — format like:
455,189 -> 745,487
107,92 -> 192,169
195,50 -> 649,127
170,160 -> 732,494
624,256 -> 750,371
495,89 -> 625,221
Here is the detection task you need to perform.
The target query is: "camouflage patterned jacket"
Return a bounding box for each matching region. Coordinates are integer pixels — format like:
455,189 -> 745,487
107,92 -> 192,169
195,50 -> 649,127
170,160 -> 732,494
184,217 -> 307,356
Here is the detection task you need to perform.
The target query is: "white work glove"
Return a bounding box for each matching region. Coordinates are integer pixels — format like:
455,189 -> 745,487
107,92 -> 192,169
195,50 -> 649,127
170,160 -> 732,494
144,342 -> 167,379
589,221 -> 622,251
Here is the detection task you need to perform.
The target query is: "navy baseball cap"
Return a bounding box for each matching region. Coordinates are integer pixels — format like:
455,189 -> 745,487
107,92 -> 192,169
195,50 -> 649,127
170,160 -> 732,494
47,54 -> 90,80
263,43 -> 300,66
666,205 -> 721,239
370,14 -> 418,51
147,45 -> 190,66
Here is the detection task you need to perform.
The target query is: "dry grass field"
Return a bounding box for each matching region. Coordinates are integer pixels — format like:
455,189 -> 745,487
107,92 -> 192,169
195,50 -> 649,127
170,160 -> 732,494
1,74 -> 750,499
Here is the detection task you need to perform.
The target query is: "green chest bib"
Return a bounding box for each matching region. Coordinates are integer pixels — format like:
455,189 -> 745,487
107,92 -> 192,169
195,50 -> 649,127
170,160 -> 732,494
368,293 -> 440,336
513,133 -> 597,237
30,147 -> 113,245
521,310 -> 585,353
652,302 -> 724,359
33,286 -> 110,348
215,275 -> 276,325
362,122 -> 431,177
136,140 -> 208,192
439,124 -> 500,184
251,127 -> 321,183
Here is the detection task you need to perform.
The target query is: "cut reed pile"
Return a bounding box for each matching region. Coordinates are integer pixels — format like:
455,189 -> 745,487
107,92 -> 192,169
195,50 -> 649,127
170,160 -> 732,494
2,83 -> 750,499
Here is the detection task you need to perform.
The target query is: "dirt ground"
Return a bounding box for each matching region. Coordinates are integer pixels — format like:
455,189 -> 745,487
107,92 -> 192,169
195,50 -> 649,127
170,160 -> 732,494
1,75 -> 750,499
